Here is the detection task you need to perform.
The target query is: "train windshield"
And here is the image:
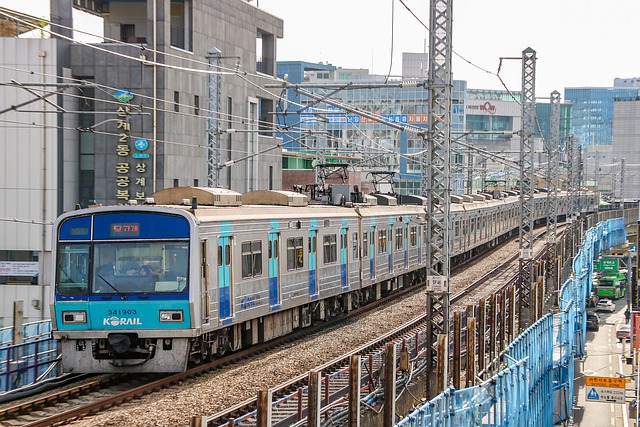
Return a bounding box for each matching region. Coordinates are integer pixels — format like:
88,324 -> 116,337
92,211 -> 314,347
56,241 -> 189,296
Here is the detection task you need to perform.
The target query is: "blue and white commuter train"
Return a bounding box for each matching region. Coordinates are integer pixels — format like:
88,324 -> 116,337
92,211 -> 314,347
51,186 -> 597,373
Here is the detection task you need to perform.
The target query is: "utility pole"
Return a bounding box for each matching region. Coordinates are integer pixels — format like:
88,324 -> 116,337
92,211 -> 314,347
518,48 -> 536,330
206,48 -> 222,187
466,150 -> 473,194
546,91 -> 560,304
620,158 -> 626,214
424,0 -> 452,399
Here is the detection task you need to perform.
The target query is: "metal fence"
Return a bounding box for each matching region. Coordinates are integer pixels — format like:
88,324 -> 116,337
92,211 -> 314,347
0,320 -> 59,393
397,217 -> 626,427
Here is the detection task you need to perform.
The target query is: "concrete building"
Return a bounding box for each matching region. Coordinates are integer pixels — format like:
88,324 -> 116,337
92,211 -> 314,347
0,1 -> 284,325
277,56 -> 469,196
612,96 -> 640,200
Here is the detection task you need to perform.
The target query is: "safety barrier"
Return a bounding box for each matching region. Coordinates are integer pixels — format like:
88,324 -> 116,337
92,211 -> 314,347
0,321 -> 58,393
397,217 -> 627,426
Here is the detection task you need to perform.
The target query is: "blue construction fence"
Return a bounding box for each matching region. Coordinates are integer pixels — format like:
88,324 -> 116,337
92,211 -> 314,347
397,217 -> 627,427
0,320 -> 59,393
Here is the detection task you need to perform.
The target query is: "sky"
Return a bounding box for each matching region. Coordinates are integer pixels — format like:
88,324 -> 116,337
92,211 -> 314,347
2,0 -> 640,97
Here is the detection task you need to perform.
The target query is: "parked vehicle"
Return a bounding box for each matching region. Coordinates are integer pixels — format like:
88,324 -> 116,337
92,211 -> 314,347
596,299 -> 616,313
616,324 -> 631,342
586,313 -> 600,331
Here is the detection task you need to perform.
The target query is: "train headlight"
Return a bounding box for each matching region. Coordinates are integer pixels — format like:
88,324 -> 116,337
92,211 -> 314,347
62,310 -> 87,324
159,310 -> 183,322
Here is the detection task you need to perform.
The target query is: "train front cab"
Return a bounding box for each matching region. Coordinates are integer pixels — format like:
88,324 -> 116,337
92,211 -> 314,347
52,208 -> 198,373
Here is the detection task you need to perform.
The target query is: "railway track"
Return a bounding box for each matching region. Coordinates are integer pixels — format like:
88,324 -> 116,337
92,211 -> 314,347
0,281 -> 422,427
0,225 -> 565,426
202,226 -> 566,426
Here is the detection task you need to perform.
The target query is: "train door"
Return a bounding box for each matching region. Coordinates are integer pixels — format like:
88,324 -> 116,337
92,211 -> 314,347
268,232 -> 281,309
201,240 -> 210,325
308,228 -> 318,300
369,225 -> 376,281
217,236 -> 233,324
388,224 -> 393,274
417,223 -> 423,264
404,221 -> 409,269
340,225 -> 348,290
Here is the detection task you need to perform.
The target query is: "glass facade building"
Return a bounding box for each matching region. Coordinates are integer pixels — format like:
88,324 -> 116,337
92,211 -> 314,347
565,87 -> 638,146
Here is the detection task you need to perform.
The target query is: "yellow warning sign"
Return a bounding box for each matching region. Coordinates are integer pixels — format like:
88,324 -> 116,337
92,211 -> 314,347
585,376 -> 626,388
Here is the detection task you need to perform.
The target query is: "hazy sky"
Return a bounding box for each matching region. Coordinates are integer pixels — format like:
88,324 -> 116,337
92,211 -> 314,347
3,0 -> 640,97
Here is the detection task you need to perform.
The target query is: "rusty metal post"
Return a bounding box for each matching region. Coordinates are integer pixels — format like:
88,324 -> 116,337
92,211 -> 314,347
308,371 -> 321,427
383,342 -> 397,427
478,299 -> 486,376
466,316 -> 476,387
489,293 -> 497,364
297,388 -> 303,421
436,334 -> 448,392
324,375 -> 330,422
349,355 -> 361,427
508,286 -> 516,342
453,311 -> 461,389
256,389 -> 271,427
499,289 -> 506,351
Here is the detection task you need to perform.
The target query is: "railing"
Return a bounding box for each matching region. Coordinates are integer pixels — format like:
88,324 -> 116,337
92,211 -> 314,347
0,320 -> 59,393
396,217 -> 626,426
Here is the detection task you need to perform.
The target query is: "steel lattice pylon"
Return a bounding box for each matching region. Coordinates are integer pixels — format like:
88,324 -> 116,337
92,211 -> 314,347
518,48 -> 536,330
423,0 -> 452,398
206,48 -> 222,187
546,91 -> 560,302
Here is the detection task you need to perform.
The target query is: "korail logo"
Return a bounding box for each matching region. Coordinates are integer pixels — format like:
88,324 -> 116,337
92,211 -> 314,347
104,316 -> 142,326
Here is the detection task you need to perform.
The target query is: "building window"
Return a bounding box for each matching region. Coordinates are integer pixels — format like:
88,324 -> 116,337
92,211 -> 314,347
323,234 -> 337,264
170,0 -> 192,51
194,179 -> 199,187
174,179 -> 179,187
194,95 -> 199,116
120,24 -> 135,42
0,250 -> 39,285
287,237 -> 304,271
174,91 -> 180,112
241,241 -> 262,278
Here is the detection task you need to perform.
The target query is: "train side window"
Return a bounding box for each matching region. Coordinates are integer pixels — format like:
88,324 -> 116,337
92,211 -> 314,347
410,226 -> 417,247
395,227 -> 403,250
323,234 -> 337,264
352,232 -> 359,259
287,237 -> 304,270
241,240 -> 262,278
363,232 -> 369,258
378,230 -> 387,254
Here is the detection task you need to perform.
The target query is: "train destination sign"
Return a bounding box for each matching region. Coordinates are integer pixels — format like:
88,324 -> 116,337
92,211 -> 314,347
585,376 -> 626,403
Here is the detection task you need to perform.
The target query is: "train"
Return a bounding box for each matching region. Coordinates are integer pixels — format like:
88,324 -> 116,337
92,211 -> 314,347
51,185 -> 598,373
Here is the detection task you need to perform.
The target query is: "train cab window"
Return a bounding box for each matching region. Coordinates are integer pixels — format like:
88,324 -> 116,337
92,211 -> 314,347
241,240 -> 263,278
323,234 -> 337,264
56,243 -> 90,296
410,226 -> 417,247
88,242 -> 188,294
287,237 -> 304,270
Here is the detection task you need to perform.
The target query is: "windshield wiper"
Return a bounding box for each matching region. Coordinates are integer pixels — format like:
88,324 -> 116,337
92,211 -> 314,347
96,273 -> 126,300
